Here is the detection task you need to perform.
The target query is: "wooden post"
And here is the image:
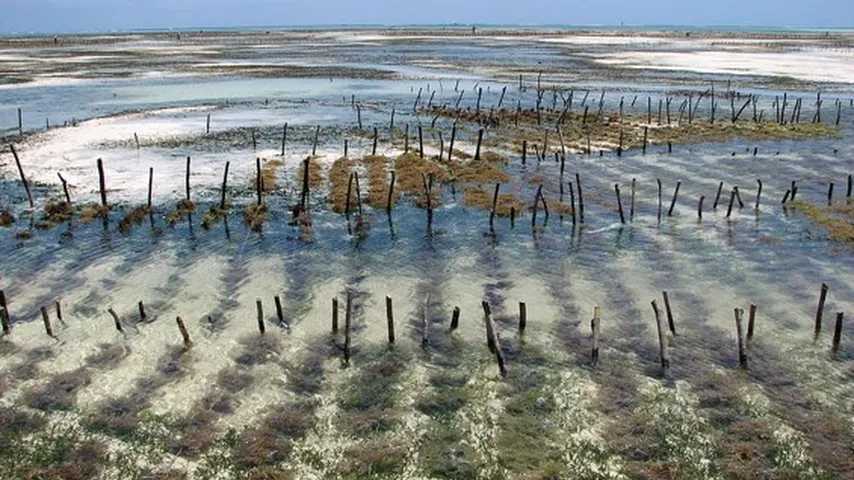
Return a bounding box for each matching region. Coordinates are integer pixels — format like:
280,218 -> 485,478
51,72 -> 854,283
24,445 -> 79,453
281,123 -> 288,156
418,125 -> 424,158
176,317 -> 192,349
747,304 -> 757,343
697,195 -> 705,220
57,173 -> 71,205
482,301 -> 507,377
134,132 -> 140,150
390,108 -> 395,130
832,312 -> 843,357
734,308 -> 747,368
256,299 -> 266,334
755,179 -> 762,211
630,178 -> 636,221
663,291 -> 676,335
9,145 -> 33,208
146,167 -> 153,209
642,127 -> 648,154
344,291 -> 352,364
828,183 -> 834,206
345,173 -> 354,218
713,181 -> 724,209
0,306 -> 9,336
274,295 -> 285,326
97,158 -> 108,208
220,162 -> 230,209
386,296 -> 395,344
206,114 -> 211,134
531,184 -> 543,228
575,173 -> 584,223
615,184 -> 625,224
489,183 -> 500,229
422,296 -> 430,347
617,128 -> 623,157
667,181 -> 681,216
138,301 -> 146,322
815,283 -> 828,341
108,308 -> 122,333
311,125 -> 320,156
372,127 -> 378,156
726,187 -> 736,218
448,122 -> 456,161
0,290 -> 8,329
521,140 -> 527,165
651,300 -> 670,374
332,297 -> 339,333
656,178 -> 662,222
591,306 -> 600,366
568,181 -> 576,226
404,124 -> 410,153
255,158 -> 262,206
185,157 -> 191,202
474,128 -> 483,161
519,302 -> 527,334
386,171 -> 396,214
17,108 -> 22,135
55,300 -> 63,325
300,158 -> 310,209
847,174 -> 852,203
41,306 -> 54,337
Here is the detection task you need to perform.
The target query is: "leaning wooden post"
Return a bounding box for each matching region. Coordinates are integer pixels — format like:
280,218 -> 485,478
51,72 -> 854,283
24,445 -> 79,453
386,296 -> 395,344
827,183 -> 834,206
697,195 -> 705,220
713,181 -> 724,209
448,122 -> 457,161
331,297 -> 339,333
97,158 -> 108,208
9,145 -> 34,208
734,308 -> 748,368
57,172 -> 72,205
138,301 -> 147,322
344,291 -> 352,364
518,302 -> 527,334
311,125 -> 320,156
450,306 -> 460,331
755,179 -> 762,211
614,184 -> 625,224
108,308 -> 122,333
591,306 -> 600,367
220,162 -> 230,210
274,295 -> 285,326
726,187 -> 736,218
662,291 -> 676,335
474,128 -> 484,161
256,299 -> 266,334
0,290 -> 8,328
831,312 -> 843,357
667,181 -> 681,216
747,304 -> 757,343
372,127 -> 378,156
489,183 -> 500,229
176,316 -> 192,349
815,283 -> 828,341
482,301 -> 507,377
651,300 -> 670,375
41,306 -> 54,337
575,173 -> 585,223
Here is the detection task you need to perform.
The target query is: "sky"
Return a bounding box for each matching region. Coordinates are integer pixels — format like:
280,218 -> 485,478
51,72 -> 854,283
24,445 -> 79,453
1,0 -> 852,34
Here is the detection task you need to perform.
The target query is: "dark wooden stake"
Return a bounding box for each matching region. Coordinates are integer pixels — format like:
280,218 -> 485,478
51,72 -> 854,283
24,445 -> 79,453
97,158 -> 108,208
815,283 -> 828,341
615,184 -> 625,224
108,308 -> 122,334
42,306 -> 54,337
255,157 -> 263,206
138,301 -> 146,322
256,299 -> 266,334
668,181 -> 681,216
663,291 -> 676,335
735,308 -> 747,368
519,301 -> 527,334
57,173 -> 71,205
332,297 -> 339,333
651,300 -> 670,374
386,171 -> 396,214
591,306 -> 600,366
489,183 -> 500,229
747,304 -> 757,343
713,181 -> 724,209
575,173 -> 585,223
10,144 -> 34,208
386,296 -> 395,344
344,291 -> 352,364
281,123 -> 288,156
220,162 -> 230,209
630,178 -> 636,221
274,295 -> 285,326
831,312 -> 843,357
698,195 -> 705,220
176,316 -> 192,349
755,179 -> 762,211
185,157 -> 191,202
482,301 -> 507,377
450,306 -> 460,331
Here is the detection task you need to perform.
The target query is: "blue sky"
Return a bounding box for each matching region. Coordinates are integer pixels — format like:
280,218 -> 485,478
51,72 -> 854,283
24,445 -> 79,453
1,0 -> 852,34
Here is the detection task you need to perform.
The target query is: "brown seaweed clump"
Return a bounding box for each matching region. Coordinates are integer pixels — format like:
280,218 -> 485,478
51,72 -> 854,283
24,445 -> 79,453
244,203 -> 268,232
463,187 -> 525,216
36,199 -> 73,228
328,157 -> 357,214
79,203 -> 109,223
295,156 -> 325,190
0,209 -> 15,227
449,158 -> 510,184
119,205 -> 151,233
201,205 -> 228,229
394,152 -> 449,207
254,158 -> 283,192
363,155 -> 397,209
791,200 -> 854,244
166,199 -> 196,225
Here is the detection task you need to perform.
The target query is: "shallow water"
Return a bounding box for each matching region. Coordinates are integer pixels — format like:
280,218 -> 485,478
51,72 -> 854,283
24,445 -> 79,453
1,28 -> 854,479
